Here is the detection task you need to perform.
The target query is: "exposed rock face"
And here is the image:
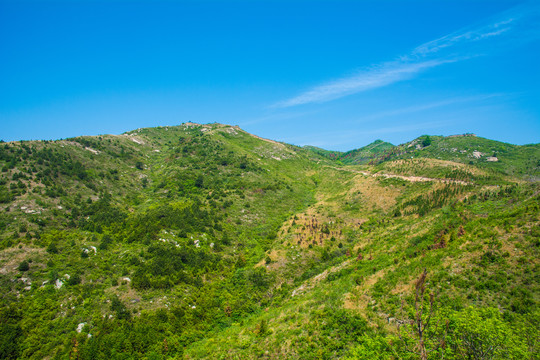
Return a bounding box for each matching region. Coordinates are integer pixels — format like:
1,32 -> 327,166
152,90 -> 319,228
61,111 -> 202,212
55,279 -> 63,289
447,133 -> 476,138
77,322 -> 86,333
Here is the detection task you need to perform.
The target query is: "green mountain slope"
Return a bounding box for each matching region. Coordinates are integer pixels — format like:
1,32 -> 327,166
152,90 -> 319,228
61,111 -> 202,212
0,124 -> 538,359
370,134 -> 540,180
304,139 -> 395,165
302,145 -> 342,161
340,139 -> 395,164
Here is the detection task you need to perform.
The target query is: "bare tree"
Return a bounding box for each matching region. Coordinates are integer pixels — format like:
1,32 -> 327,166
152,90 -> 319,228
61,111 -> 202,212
397,269 -> 447,360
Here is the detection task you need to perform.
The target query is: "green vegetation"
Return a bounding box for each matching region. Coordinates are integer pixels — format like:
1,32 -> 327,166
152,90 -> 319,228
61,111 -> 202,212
305,139 -> 395,164
369,134 -> 540,180
0,123 -> 538,359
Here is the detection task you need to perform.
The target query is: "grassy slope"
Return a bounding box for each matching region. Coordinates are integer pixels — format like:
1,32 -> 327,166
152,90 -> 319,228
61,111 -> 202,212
340,140 -> 394,164
0,125 -> 538,359
371,134 -> 540,180
184,165 -> 539,358
303,139 -> 395,165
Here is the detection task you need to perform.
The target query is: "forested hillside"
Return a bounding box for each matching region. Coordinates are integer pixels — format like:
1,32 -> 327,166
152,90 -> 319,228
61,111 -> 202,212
0,123 -> 538,359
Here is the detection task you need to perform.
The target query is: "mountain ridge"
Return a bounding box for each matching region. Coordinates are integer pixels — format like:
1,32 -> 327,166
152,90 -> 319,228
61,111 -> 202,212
0,122 -> 538,359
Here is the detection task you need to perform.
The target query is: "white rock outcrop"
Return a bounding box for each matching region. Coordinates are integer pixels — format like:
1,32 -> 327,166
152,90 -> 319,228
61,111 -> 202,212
77,322 -> 86,333
55,279 -> 63,289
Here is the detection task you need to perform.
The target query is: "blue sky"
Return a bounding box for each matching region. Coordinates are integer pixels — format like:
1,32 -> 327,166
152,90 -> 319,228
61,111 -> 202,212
1,0 -> 539,150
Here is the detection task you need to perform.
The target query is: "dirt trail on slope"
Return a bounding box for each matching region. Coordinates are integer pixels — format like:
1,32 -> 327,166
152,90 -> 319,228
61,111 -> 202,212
336,168 -> 472,185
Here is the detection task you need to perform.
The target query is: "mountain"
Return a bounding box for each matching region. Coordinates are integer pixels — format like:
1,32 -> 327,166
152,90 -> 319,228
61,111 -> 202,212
303,139 -> 394,164
369,134 -> 540,180
0,123 -> 538,359
339,139 -> 395,164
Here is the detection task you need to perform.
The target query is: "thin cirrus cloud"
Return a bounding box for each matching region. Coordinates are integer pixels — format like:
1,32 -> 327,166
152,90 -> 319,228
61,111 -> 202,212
410,18 -> 515,57
273,59 -> 455,108
273,2 -> 539,109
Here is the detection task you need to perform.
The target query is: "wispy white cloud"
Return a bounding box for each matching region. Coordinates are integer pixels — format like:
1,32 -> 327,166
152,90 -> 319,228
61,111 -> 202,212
411,2 -> 540,58
273,59 -> 454,108
273,2 -> 540,108
411,18 -> 516,57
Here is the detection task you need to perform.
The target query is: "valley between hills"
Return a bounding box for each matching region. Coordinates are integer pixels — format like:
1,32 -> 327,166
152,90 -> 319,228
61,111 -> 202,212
0,123 -> 538,359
